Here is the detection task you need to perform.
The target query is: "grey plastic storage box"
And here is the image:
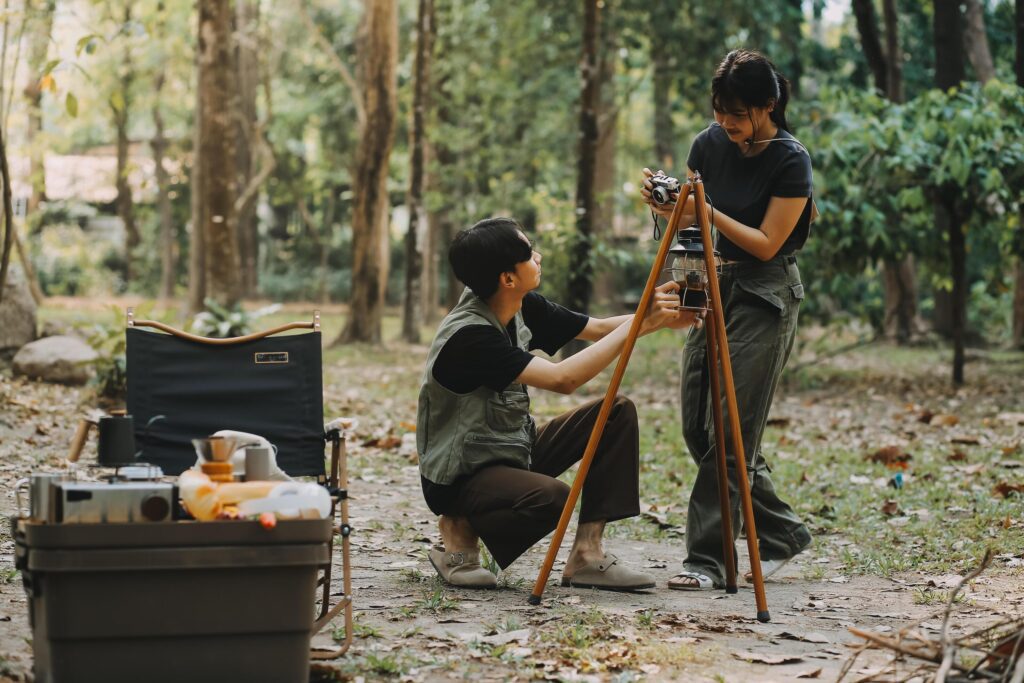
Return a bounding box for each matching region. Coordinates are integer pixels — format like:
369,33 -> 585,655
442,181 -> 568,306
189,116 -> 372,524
14,519 -> 332,683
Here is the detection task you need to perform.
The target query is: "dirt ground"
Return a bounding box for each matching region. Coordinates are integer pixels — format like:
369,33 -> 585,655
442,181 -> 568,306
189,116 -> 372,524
1,315 -> 1022,681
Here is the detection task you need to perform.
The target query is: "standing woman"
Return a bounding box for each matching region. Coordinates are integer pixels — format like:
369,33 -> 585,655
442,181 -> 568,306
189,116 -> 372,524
641,49 -> 814,590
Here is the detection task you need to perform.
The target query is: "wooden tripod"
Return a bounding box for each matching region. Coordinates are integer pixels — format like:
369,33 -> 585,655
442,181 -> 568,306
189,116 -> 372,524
527,173 -> 771,622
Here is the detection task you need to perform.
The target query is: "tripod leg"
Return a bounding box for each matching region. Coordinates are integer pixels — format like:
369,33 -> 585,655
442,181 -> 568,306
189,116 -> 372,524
691,175 -> 770,622
705,318 -> 737,594
527,185 -> 694,605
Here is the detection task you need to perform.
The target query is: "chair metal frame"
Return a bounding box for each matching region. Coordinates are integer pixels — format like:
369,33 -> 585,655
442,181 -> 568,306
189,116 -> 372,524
127,308 -> 355,654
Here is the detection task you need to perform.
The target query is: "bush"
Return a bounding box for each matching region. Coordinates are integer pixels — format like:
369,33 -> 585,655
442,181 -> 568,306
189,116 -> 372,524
190,299 -> 282,338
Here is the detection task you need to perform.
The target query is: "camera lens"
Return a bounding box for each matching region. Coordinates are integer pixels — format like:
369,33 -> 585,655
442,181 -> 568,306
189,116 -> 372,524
652,186 -> 671,205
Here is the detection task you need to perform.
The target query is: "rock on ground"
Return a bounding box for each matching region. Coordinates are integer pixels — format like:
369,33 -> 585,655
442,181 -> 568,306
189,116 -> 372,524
12,335 -> 97,385
0,265 -> 37,353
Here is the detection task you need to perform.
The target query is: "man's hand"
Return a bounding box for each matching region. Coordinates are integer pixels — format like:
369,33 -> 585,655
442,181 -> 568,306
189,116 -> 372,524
664,308 -> 706,330
641,167 -> 696,224
641,281 -> 684,334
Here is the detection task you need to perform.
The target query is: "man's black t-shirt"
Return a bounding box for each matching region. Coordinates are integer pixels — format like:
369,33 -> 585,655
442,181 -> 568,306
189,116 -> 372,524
686,123 -> 813,262
431,292 -> 588,394
421,292 -> 588,515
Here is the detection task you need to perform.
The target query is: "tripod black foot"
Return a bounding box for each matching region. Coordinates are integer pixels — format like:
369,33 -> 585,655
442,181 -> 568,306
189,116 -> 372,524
756,610 -> 771,623
528,594 -> 542,605
725,585 -> 738,594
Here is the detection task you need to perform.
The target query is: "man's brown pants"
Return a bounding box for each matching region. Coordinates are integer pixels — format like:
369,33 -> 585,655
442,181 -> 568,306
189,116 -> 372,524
451,396 -> 641,569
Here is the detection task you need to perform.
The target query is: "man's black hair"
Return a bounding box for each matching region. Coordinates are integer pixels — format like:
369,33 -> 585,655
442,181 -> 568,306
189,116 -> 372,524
448,217 -> 533,300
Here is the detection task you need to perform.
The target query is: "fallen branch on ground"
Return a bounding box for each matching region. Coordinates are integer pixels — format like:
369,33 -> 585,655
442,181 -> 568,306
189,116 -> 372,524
839,551 -> 1024,682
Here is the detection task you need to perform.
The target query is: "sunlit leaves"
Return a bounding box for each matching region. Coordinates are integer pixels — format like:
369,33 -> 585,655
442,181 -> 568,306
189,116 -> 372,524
75,34 -> 99,56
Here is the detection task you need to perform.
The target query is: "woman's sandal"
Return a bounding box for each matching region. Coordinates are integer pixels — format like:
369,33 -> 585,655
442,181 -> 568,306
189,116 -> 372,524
667,570 -> 715,591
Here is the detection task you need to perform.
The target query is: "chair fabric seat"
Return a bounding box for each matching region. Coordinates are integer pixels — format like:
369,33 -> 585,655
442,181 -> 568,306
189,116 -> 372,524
126,327 -> 326,477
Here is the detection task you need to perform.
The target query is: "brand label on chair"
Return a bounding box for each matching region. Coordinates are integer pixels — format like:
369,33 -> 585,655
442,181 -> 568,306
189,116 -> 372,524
255,352 -> 289,364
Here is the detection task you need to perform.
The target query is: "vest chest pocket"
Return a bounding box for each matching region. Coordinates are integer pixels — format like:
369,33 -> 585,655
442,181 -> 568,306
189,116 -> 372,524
487,392 -> 530,432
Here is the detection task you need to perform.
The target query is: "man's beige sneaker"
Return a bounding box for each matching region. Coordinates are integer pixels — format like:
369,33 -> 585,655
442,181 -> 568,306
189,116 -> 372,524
427,546 -> 497,588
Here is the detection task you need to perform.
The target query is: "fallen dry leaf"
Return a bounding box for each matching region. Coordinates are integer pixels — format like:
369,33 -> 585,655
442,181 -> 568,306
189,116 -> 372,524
732,650 -> 803,665
363,435 -> 402,449
951,435 -> 981,445
948,450 -> 968,462
477,628 -> 531,646
930,413 -> 959,427
925,574 -> 963,589
796,668 -> 823,679
880,500 -> 902,516
865,446 -> 912,467
779,631 -> 830,644
993,482 -> 1024,498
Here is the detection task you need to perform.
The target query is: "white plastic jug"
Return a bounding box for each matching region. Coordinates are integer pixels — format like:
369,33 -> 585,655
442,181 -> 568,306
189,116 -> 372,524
236,482 -> 331,519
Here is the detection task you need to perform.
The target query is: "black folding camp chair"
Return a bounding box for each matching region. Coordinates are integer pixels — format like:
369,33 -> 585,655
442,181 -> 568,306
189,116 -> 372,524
124,308 -> 354,653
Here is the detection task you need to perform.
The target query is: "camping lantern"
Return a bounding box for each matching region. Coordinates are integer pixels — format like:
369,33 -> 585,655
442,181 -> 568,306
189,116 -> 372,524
665,225 -> 718,311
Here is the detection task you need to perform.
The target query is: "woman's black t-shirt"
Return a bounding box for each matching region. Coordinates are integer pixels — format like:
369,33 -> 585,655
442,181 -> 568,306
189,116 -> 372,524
420,292 -> 588,515
686,123 -> 813,261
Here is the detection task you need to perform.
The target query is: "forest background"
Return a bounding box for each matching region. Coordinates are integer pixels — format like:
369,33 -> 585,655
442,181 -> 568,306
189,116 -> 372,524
0,0 -> 1020,386
0,2 -> 1023,680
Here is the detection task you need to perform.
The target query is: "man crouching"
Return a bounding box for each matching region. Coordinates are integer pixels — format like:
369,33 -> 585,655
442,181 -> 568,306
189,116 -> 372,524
417,217 -> 696,591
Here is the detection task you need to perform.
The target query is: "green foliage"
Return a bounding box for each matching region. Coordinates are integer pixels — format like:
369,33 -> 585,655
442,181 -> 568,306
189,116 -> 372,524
190,300 -> 282,339
800,80 -> 1024,334
30,223 -> 121,296
84,304 -> 156,399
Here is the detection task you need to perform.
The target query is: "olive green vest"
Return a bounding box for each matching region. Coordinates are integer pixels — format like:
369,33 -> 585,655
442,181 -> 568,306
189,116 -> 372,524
417,288 -> 536,485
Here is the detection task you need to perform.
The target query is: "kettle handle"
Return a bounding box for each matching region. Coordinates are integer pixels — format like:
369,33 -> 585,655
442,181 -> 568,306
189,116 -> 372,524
67,419 -> 95,462
14,478 -> 29,517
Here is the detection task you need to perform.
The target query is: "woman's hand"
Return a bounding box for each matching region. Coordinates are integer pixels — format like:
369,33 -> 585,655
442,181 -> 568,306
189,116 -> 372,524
640,281 -> 684,334
640,167 -> 675,218
641,167 -> 695,223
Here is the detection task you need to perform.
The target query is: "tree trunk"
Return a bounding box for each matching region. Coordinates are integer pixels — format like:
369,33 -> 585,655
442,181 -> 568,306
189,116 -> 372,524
851,0 -> 888,94
881,256 -> 923,342
1013,0 -> 1024,348
421,159 -> 440,320
781,0 -> 803,96
962,0 -> 996,83
319,190 -> 335,304
941,201 -> 967,385
402,0 -> 434,343
235,0 -> 259,297
196,0 -> 241,309
1013,259 -> 1024,348
650,4 -> 676,170
13,224 -> 44,303
188,75 -> 207,312
152,80 -> 176,300
882,0 -> 903,102
876,0 -> 920,343
113,5 -> 138,288
337,0 -> 398,345
443,213 -> 460,309
592,24 -> 618,309
933,0 -> 966,383
0,119 -> 16,304
566,0 -> 602,324
23,0 -> 54,214
934,0 -> 966,90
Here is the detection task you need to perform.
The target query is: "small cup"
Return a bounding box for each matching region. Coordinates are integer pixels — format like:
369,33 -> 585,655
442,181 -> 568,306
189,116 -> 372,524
244,446 -> 273,481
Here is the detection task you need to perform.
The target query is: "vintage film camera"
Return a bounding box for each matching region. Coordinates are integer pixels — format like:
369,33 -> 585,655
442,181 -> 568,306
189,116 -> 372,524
649,173 -> 681,205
